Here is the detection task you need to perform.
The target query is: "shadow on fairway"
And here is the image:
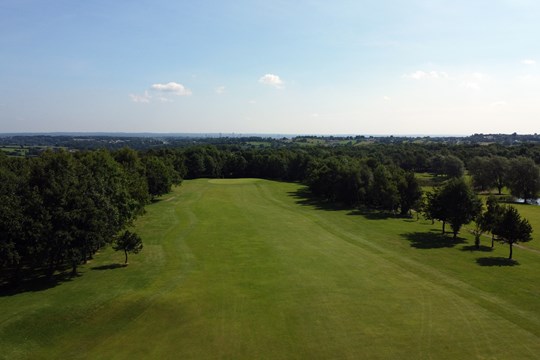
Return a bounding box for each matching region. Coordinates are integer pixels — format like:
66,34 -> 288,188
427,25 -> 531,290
287,188 -> 349,211
476,257 -> 519,266
401,231 -> 466,249
288,188 -> 414,220
348,209 -> 408,220
0,272 -> 74,297
91,263 -> 126,271
460,245 -> 493,252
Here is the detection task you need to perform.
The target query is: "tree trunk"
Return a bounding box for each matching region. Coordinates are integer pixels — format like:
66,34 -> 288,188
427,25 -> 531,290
453,229 -> 458,239
509,242 -> 513,260
442,221 -> 446,234
71,262 -> 78,276
491,234 -> 495,248
475,235 -> 480,249
124,250 -> 128,264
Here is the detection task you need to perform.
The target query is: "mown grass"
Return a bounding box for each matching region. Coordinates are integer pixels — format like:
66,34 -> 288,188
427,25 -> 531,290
1,179 -> 539,359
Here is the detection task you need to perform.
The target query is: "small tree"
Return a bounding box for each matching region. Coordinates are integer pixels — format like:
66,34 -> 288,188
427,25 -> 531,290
492,206 -> 532,260
424,189 -> 446,232
113,230 -> 143,264
482,196 -> 503,248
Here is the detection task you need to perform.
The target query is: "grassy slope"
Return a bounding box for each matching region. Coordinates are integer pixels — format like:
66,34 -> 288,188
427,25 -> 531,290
1,179 -> 540,359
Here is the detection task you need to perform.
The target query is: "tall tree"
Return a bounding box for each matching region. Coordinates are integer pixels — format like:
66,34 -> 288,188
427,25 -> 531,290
490,156 -> 509,195
492,206 -> 533,259
469,157 -> 494,191
0,160 -> 23,272
143,155 -> 174,199
27,150 -> 81,277
506,157 -> 540,203
397,171 -> 423,216
424,188 -> 447,232
438,178 -> 482,239
369,164 -> 400,212
482,196 -> 503,248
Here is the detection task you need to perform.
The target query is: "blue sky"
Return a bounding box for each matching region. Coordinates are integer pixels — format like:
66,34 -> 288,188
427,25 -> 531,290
1,0 -> 539,135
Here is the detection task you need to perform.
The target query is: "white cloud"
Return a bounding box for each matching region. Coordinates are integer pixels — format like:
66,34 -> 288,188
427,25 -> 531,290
403,70 -> 449,80
521,59 -> 536,65
383,96 -> 391,101
129,91 -> 151,103
490,101 -> 508,107
215,86 -> 226,95
130,82 -> 192,104
151,82 -> 192,96
472,72 -> 488,80
463,82 -> 481,90
259,74 -> 284,88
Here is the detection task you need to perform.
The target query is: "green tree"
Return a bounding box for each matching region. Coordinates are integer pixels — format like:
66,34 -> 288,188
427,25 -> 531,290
492,206 -> 533,259
397,171 -> 422,216
0,162 -> 23,271
490,156 -> 509,195
438,178 -> 482,239
469,157 -> 494,191
442,155 -> 465,178
506,157 -> 540,203
143,156 -> 174,199
369,165 -> 400,212
113,230 -> 143,264
424,188 -> 446,232
27,150 -> 81,277
482,196 -> 503,248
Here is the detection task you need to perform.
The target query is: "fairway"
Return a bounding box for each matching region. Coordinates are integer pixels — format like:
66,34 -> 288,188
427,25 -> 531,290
1,179 -> 540,359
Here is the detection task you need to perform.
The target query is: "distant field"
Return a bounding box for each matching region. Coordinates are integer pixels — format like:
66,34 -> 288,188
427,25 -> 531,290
1,179 -> 539,359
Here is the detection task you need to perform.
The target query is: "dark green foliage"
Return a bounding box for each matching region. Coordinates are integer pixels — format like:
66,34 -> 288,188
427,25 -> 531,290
426,178 -> 482,238
430,155 -> 464,178
369,165 -> 400,211
424,188 -> 447,232
143,156 -> 174,198
469,156 -> 510,194
492,206 -> 533,259
114,147 -> 150,213
481,196 -> 504,248
490,156 -> 510,195
113,230 -> 143,264
0,149 -> 151,283
506,157 -> 540,203
397,171 -> 423,215
0,160 -> 24,270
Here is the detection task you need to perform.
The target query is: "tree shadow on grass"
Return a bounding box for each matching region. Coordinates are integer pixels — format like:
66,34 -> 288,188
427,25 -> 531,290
0,271 -> 74,297
287,188 -> 350,211
90,263 -> 126,271
347,209 -> 396,220
461,245 -> 493,252
401,231 -> 466,249
288,188 -> 413,221
476,257 -> 519,267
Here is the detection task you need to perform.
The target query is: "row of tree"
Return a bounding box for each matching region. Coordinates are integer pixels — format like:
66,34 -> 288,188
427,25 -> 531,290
0,148 -> 183,284
2,143 -> 538,284
424,178 -> 532,259
469,156 -> 540,202
304,156 -> 422,215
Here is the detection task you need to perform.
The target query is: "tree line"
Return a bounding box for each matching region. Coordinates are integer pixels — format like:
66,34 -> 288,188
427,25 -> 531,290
0,148 -> 184,285
2,143 -> 539,286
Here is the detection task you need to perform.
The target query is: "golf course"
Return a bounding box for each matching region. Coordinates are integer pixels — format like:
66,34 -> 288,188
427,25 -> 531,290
1,178 -> 540,359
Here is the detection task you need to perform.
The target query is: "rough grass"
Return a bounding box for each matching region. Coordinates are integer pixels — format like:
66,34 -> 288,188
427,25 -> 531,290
1,179 -> 539,359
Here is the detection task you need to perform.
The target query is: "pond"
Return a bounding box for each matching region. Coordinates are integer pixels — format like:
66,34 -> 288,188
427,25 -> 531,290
515,198 -> 540,205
